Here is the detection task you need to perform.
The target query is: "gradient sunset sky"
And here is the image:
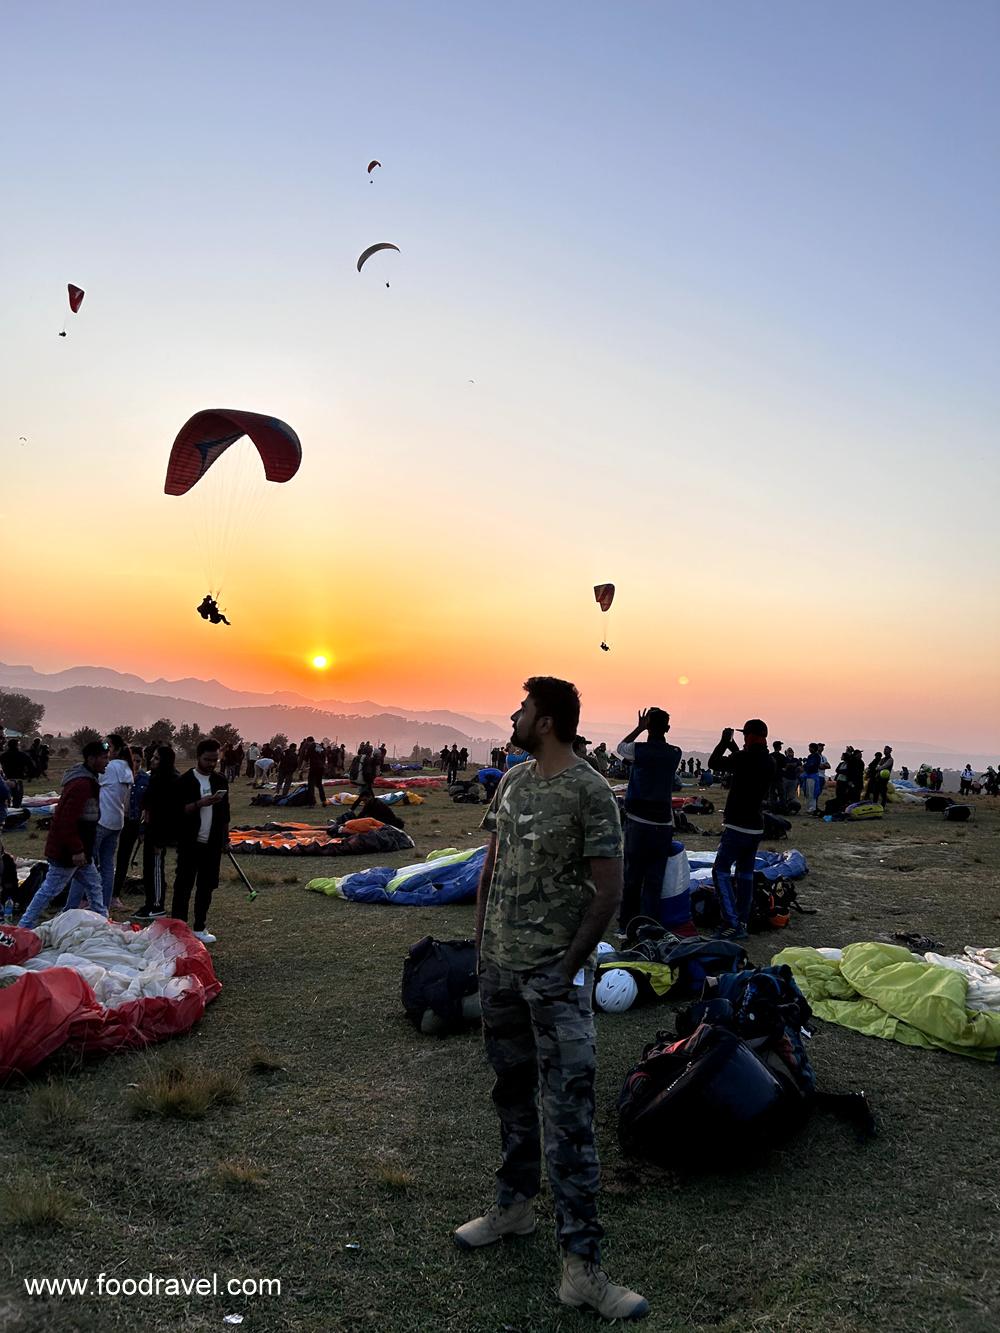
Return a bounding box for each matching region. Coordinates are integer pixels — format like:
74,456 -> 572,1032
3,1 -> 998,753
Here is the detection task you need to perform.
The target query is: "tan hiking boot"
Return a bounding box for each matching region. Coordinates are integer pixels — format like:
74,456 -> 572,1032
559,1253 -> 650,1321
453,1200 -> 536,1249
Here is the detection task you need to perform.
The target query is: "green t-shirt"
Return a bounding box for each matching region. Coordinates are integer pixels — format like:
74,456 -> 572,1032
479,758 -> 623,971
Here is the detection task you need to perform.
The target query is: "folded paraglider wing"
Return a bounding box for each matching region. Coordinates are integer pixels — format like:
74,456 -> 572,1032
594,583 -> 615,613
164,409 -> 302,497
357,242 -> 399,272
67,284 -> 85,313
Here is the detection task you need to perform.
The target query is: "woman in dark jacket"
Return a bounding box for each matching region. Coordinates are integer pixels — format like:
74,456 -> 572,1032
136,746 -> 180,920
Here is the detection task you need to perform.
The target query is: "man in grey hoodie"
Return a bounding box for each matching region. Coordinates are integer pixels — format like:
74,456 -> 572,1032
19,741 -> 110,928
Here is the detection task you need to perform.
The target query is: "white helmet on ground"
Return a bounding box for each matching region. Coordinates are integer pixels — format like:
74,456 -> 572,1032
596,941 -> 615,956
595,968 -> 638,1013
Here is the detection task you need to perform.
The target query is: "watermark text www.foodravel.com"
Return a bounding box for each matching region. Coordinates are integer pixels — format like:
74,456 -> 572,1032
24,1273 -> 282,1298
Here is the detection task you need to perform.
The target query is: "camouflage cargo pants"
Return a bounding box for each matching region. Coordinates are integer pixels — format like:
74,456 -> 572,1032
479,960 -> 603,1261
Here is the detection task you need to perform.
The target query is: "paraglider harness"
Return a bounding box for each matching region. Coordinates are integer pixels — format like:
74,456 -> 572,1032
691,876 -> 815,934
616,964 -> 874,1168
197,594 -> 231,626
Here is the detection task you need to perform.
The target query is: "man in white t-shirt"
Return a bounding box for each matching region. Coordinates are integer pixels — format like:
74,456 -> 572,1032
246,742 -> 260,778
69,733 -> 133,914
171,739 -> 230,944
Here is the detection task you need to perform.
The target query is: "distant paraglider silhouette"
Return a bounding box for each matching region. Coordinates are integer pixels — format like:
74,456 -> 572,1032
60,283 -> 85,336
367,159 -> 381,182
357,243 -> 399,288
594,582 -> 615,651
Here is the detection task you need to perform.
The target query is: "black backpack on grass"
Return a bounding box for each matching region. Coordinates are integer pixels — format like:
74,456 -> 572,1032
924,795 -> 954,813
943,804 -> 972,822
402,937 -> 481,1036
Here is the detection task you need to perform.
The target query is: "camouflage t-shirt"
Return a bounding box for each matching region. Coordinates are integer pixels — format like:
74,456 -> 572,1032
479,758 -> 623,971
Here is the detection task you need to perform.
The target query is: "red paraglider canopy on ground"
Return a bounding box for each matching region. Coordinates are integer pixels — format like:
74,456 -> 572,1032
164,408 -> 302,497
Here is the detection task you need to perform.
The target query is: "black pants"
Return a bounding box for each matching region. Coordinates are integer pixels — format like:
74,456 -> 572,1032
447,763 -> 459,784
114,818 -> 144,894
308,773 -> 327,805
172,841 -> 222,931
620,819 -> 674,930
144,843 -> 169,913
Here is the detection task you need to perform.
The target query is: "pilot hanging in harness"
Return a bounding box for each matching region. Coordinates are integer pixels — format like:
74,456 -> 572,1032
197,594 -> 231,626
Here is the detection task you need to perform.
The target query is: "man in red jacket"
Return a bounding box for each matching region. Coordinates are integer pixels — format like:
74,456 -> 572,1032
18,740 -> 110,929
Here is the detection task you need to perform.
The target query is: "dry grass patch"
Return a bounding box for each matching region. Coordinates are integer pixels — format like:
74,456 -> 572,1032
126,1059 -> 241,1120
246,1044 -> 286,1074
24,1081 -> 86,1131
370,1160 -> 416,1193
0,1176 -> 75,1229
212,1158 -> 267,1188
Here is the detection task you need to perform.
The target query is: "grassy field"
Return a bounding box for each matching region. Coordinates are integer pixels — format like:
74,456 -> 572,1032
1,772 -> 999,1333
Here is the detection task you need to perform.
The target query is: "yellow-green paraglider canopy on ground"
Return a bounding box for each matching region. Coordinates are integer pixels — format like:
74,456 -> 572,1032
773,942 -> 1000,1062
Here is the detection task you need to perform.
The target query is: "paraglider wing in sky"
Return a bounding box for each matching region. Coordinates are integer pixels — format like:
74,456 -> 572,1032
594,583 -> 615,613
164,409 -> 302,497
357,242 -> 399,272
67,284 -> 85,313
367,160 -> 381,174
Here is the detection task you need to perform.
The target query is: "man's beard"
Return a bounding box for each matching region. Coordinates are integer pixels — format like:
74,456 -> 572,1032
511,722 -> 542,755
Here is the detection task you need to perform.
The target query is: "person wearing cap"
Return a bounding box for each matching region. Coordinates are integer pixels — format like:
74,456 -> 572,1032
18,740 -> 111,928
707,721 -> 775,938
615,707 -> 683,932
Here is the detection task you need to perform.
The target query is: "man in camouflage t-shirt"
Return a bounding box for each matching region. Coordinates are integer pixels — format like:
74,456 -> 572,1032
454,677 -> 649,1323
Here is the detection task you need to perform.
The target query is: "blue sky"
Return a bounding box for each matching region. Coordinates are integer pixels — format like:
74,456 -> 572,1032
3,1 -> 998,750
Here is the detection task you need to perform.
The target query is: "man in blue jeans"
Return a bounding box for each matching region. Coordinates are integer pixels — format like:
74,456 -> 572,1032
708,720 -> 775,939
19,740 -> 110,928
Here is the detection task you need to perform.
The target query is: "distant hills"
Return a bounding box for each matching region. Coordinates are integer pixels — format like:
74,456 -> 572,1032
1,662 -> 994,770
0,662 -> 511,757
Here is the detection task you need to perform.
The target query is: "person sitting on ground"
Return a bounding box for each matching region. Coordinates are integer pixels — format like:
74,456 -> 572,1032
707,721 -> 775,939
19,740 -> 111,927
0,738 -> 35,810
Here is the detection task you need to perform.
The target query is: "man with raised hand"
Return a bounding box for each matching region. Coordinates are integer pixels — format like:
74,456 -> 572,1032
615,706 -> 682,934
708,720 -> 775,938
455,676 -> 648,1323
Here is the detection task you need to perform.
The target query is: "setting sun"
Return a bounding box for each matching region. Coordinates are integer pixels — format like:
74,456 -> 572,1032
311,655 -> 329,670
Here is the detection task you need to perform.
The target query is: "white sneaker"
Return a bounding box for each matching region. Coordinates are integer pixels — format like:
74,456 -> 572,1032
193,929 -> 217,944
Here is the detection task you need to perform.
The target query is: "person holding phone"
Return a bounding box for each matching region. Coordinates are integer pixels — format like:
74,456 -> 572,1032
707,721 -> 775,938
171,739 -> 230,944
